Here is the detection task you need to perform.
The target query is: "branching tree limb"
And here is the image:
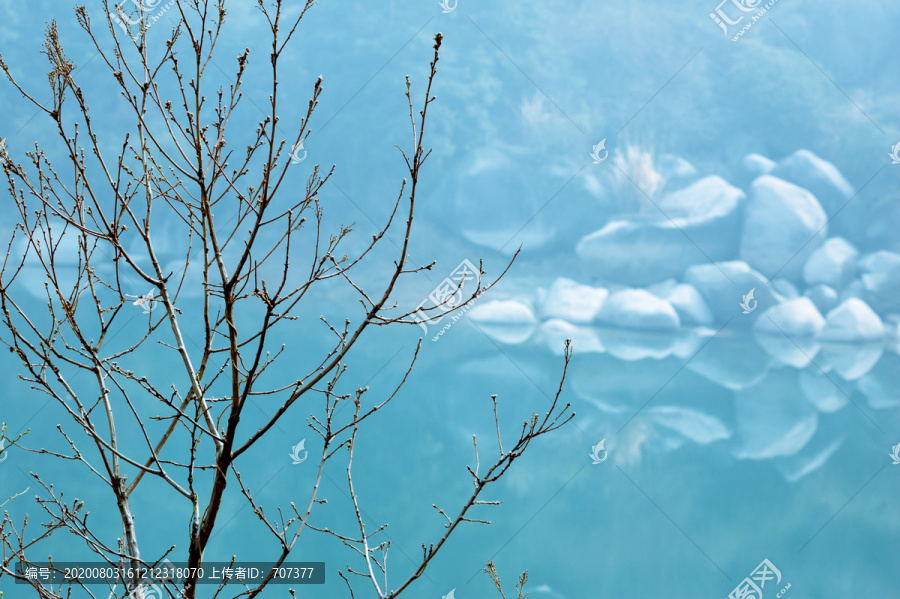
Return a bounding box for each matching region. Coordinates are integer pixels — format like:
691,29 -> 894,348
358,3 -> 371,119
0,2 -> 574,598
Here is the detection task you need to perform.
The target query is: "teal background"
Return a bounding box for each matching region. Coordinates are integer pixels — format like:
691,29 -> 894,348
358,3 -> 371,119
1,1 -> 899,597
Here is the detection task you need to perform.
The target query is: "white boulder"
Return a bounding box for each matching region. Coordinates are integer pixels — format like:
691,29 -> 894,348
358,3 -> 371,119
576,176 -> 745,285
804,284 -> 839,315
683,261 -> 779,324
742,153 -> 777,179
594,289 -> 680,331
664,284 -> 714,327
754,297 -> 826,337
858,251 -> 900,314
739,175 -> 828,281
469,300 -> 536,325
658,175 -> 746,227
539,278 -> 608,323
819,298 -> 884,341
468,300 -> 537,344
803,237 -> 858,289
770,149 -> 854,217
753,298 -> 825,367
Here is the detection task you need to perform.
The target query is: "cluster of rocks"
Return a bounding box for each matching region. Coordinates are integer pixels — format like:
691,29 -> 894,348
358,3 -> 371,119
457,149 -> 897,482
465,149 -> 899,362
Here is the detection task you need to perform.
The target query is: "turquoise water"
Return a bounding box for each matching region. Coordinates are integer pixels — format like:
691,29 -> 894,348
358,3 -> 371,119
2,294 -> 898,597
1,0 -> 899,597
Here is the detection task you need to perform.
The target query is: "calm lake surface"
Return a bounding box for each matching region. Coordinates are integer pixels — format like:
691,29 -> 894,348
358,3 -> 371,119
2,290 -> 898,598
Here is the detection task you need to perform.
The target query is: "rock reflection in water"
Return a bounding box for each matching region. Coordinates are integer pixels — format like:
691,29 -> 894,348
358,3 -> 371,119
465,318 -> 895,482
